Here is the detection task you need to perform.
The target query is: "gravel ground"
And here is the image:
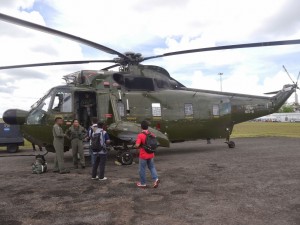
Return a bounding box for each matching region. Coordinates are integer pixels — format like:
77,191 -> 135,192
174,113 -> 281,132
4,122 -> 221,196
0,137 -> 299,225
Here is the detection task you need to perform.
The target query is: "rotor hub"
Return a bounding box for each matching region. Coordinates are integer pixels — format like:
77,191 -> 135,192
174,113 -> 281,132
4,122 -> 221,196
114,52 -> 143,65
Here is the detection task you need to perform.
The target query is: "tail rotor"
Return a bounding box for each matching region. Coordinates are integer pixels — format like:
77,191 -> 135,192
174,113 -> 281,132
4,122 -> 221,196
282,65 -> 300,110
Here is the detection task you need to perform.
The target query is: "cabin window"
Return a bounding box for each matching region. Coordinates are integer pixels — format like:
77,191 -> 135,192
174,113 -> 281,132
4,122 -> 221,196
213,105 -> 220,116
152,103 -> 162,117
117,102 -> 125,117
154,79 -> 170,89
184,103 -> 193,117
220,102 -> 231,116
52,92 -> 72,113
125,77 -> 155,91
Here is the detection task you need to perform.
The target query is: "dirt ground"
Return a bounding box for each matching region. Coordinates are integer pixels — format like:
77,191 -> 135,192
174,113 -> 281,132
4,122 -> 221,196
0,137 -> 299,225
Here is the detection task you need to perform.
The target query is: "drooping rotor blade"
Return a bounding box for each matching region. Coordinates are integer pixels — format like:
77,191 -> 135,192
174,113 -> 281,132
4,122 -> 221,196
0,60 -> 115,70
264,90 -> 280,95
0,13 -> 128,60
143,39 -> 300,61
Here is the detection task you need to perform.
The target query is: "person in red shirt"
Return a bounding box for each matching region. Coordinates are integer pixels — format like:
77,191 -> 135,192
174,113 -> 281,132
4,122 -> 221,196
135,120 -> 160,188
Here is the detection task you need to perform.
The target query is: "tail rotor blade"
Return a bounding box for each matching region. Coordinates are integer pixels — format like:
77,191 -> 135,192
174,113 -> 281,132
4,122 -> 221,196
282,65 -> 295,84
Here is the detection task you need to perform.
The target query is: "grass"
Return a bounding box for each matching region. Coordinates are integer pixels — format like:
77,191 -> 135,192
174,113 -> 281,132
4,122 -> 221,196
0,139 -> 32,151
232,122 -> 300,138
1,121 -> 300,152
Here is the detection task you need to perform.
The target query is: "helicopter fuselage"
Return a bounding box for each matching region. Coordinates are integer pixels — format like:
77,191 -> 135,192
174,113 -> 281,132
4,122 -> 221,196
3,65 -> 296,153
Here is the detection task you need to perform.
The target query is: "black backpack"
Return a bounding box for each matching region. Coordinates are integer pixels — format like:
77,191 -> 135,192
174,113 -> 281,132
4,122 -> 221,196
142,132 -> 158,154
91,131 -> 104,152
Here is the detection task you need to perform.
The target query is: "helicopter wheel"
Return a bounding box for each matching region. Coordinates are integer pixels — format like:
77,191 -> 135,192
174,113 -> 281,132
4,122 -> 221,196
227,141 -> 235,149
117,151 -> 133,165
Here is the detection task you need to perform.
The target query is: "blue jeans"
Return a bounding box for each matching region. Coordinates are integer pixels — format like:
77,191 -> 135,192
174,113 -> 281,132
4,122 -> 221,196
92,154 -> 107,179
139,158 -> 158,185
89,146 -> 95,166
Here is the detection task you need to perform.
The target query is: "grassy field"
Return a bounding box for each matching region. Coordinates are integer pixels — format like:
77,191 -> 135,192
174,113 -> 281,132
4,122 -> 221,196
232,122 -> 300,138
1,121 -> 300,152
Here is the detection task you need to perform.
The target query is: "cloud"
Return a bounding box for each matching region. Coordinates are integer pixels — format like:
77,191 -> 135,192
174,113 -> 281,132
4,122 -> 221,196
0,0 -> 300,117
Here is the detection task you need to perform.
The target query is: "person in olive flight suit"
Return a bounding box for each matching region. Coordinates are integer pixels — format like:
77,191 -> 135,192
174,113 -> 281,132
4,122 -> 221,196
52,117 -> 70,174
65,119 -> 87,169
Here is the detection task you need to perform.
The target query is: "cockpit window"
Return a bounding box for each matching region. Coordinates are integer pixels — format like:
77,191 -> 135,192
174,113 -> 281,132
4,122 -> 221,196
52,92 -> 72,112
27,93 -> 52,124
125,77 -> 154,91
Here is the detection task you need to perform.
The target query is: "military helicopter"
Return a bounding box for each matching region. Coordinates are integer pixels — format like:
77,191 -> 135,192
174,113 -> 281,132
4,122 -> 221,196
1,13 -> 300,164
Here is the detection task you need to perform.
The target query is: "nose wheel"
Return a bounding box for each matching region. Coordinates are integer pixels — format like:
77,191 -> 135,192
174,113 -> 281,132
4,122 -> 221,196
225,140 -> 235,148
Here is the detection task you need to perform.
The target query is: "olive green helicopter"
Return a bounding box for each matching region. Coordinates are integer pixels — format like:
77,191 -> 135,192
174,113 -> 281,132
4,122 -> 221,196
1,13 -> 300,164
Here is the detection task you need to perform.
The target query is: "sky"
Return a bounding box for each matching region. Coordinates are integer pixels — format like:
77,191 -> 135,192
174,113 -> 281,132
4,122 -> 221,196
1,0 -> 300,117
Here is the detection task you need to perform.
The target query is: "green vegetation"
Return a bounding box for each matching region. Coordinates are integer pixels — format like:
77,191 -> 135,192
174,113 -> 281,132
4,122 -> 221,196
232,122 -> 300,138
278,104 -> 294,113
0,139 -> 32,151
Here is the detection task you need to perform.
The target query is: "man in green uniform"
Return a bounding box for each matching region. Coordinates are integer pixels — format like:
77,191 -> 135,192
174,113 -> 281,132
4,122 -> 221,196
81,93 -> 94,128
65,119 -> 87,169
52,117 -> 70,174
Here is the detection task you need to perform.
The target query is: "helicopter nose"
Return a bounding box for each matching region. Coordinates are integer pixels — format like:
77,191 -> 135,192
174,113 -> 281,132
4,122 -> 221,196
3,109 -> 28,125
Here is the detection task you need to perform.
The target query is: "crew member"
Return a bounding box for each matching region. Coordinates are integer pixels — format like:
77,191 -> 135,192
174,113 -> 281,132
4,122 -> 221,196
52,117 -> 70,174
65,119 -> 87,169
81,93 -> 94,128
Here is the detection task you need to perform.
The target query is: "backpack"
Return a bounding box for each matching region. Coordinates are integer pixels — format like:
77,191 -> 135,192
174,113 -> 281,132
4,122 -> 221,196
32,155 -> 47,174
142,131 -> 158,154
91,131 -> 104,152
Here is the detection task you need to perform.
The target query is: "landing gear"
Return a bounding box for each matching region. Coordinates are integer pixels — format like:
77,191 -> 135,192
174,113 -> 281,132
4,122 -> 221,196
116,151 -> 133,165
226,141 -> 235,148
115,143 -> 134,165
225,127 -> 235,148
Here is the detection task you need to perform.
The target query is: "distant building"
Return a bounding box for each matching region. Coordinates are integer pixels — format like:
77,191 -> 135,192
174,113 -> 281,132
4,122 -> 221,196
256,112 -> 300,122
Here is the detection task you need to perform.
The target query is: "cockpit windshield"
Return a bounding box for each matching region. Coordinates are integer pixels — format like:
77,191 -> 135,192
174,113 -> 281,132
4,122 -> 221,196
27,88 -> 72,124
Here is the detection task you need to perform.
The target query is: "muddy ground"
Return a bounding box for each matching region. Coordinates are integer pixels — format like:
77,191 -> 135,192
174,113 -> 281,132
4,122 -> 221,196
0,137 -> 299,225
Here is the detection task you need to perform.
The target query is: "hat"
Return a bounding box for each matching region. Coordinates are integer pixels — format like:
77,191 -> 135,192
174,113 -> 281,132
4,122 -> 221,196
92,123 -> 98,127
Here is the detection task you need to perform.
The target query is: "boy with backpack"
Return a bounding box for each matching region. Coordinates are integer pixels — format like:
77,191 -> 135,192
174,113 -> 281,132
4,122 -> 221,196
91,122 -> 111,180
134,120 -> 160,188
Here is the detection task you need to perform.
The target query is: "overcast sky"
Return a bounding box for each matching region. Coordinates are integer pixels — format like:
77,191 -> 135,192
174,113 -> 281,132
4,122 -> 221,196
1,0 -> 300,117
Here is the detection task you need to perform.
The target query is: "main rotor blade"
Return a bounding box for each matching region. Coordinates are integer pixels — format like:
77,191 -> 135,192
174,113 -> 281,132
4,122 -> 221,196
0,13 -> 128,60
0,60 -> 115,70
101,64 -> 120,71
143,39 -> 300,61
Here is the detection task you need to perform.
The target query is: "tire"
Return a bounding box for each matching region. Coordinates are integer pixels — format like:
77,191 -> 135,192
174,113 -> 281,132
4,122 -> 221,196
7,144 -> 19,153
228,141 -> 235,149
119,151 -> 133,165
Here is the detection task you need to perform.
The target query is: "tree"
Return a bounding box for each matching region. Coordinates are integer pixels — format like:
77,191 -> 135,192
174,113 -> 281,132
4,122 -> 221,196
278,104 -> 294,113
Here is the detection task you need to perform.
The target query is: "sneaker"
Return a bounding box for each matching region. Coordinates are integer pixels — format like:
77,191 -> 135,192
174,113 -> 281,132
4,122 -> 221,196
99,177 -> 107,181
81,165 -> 85,169
153,179 -> 160,188
136,182 -> 147,188
91,176 -> 99,180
